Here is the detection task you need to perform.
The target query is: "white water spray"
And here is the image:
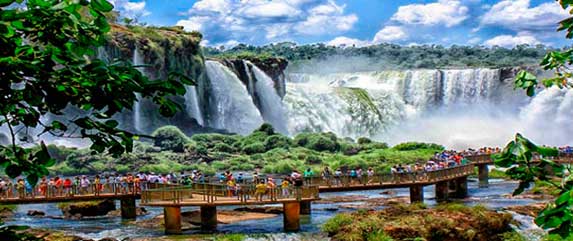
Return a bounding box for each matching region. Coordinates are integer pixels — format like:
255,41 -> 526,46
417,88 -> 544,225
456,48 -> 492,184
132,48 -> 144,133
205,61 -> 263,135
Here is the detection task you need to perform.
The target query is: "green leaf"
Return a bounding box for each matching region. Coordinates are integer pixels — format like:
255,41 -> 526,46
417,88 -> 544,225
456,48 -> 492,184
90,0 -> 114,12
556,191 -> 571,205
5,164 -> 21,178
26,173 -> 38,186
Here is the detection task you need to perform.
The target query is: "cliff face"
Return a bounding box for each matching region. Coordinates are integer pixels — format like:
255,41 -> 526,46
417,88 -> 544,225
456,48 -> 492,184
104,25 -> 211,135
221,57 -> 288,99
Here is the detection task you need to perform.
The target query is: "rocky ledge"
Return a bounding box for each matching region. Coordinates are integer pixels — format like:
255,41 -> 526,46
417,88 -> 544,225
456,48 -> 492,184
323,203 -> 514,241
135,210 -> 277,230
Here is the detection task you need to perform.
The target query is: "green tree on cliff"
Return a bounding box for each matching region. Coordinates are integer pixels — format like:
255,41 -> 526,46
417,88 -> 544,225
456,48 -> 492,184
495,0 -> 573,238
0,0 -> 194,185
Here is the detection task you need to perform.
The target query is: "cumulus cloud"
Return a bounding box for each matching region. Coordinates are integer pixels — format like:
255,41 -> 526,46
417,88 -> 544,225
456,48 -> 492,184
483,32 -> 541,48
481,0 -> 568,32
110,0 -> 151,19
326,36 -> 369,47
176,0 -> 358,44
373,26 -> 408,43
391,0 -> 469,27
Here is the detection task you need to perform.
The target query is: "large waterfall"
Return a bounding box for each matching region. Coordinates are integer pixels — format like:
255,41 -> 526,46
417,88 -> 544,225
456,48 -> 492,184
204,61 -> 264,135
247,61 -> 288,134
284,69 -> 573,149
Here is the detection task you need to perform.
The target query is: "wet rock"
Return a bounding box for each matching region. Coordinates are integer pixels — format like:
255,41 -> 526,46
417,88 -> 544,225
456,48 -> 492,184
27,210 -> 45,217
106,207 -> 148,217
233,206 -> 283,214
59,200 -> 116,219
0,207 -> 15,218
505,203 -> 547,217
315,195 -> 369,204
135,210 -> 277,229
380,190 -> 396,195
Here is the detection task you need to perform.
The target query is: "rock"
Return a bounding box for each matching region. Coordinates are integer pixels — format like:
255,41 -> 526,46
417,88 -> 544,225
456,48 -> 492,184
0,207 -> 14,218
505,203 -> 547,217
314,195 -> 369,204
27,210 -> 45,217
106,207 -> 148,217
59,200 -> 116,219
233,206 -> 283,214
135,210 -> 277,229
99,238 -> 117,241
380,190 -> 396,195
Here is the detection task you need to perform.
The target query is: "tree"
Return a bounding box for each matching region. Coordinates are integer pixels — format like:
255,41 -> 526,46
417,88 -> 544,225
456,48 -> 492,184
0,0 -> 194,185
495,1 -> 573,238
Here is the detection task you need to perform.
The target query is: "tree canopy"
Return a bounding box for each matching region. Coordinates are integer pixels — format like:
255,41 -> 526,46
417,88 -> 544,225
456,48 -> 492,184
0,0 -> 194,184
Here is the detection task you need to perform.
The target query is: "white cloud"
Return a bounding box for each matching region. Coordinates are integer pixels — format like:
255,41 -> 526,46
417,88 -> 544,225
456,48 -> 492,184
391,0 -> 469,27
175,0 -> 357,44
373,26 -> 408,43
326,36 -> 369,47
481,0 -> 568,32
110,0 -> 150,19
468,37 -> 481,45
483,32 -> 541,48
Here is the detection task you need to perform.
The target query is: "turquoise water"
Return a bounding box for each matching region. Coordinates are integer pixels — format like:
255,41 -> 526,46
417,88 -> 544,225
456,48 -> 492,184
3,178 -> 540,240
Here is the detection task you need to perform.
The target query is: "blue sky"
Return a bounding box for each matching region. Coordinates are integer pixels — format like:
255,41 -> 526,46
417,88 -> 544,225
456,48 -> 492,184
110,0 -> 572,48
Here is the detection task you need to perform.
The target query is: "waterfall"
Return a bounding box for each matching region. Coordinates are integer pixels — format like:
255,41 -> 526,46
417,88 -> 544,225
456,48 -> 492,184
246,61 -> 289,134
205,61 -> 263,135
184,85 -> 204,126
132,48 -> 144,133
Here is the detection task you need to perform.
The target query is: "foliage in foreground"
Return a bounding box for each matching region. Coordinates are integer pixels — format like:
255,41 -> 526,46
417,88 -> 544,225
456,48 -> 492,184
0,0 -> 195,185
322,203 -> 513,241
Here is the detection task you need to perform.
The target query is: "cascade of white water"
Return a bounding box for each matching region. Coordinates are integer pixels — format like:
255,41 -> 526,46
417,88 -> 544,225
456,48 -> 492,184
132,48 -> 144,133
184,86 -> 205,126
205,61 -> 263,135
246,61 -> 289,134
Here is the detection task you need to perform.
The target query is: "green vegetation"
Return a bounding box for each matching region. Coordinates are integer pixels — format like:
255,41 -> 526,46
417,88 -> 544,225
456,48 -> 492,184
45,124 -> 443,176
322,203 -> 513,241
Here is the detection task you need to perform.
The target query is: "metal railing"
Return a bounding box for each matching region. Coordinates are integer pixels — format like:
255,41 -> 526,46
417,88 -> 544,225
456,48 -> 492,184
141,184 -> 320,205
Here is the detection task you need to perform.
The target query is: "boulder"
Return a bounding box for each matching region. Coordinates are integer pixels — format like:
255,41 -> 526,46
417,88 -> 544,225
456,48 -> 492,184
27,210 -> 45,217
233,206 -> 283,214
59,200 -> 116,219
0,207 -> 15,218
106,207 -> 148,217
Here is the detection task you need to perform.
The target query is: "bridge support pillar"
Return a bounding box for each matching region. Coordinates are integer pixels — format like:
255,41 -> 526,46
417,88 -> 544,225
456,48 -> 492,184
164,206 -> 182,234
409,185 -> 424,203
478,164 -> 489,188
120,197 -> 136,219
435,181 -> 449,202
300,201 -> 311,215
451,176 -> 468,199
200,206 -> 218,231
283,202 -> 301,232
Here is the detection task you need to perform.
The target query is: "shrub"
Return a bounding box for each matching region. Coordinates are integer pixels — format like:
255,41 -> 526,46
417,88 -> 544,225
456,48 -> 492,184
340,142 -> 361,155
133,141 -> 161,153
152,126 -> 190,152
213,143 -> 235,153
242,143 -> 266,154
263,135 -> 292,150
357,137 -> 372,144
305,154 -> 323,165
191,133 -> 239,148
294,132 -> 340,152
393,142 -> 444,151
256,123 -> 275,135
322,213 -> 355,235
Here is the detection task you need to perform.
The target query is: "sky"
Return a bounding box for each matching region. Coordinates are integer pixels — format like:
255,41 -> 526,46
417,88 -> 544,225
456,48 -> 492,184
109,0 -> 572,48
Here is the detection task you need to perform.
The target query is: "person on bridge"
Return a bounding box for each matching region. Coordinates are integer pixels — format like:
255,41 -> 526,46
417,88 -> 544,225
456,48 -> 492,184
255,179 -> 266,201
63,178 -> 72,196
227,178 -> 236,197
367,167 -> 375,185
303,168 -> 314,185
334,169 -> 342,186
80,176 -> 90,195
321,167 -> 331,186
54,177 -> 63,197
281,177 -> 290,197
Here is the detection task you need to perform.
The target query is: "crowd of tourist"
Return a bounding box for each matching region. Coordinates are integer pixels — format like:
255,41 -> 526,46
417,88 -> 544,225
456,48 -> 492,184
2,145 -> 572,200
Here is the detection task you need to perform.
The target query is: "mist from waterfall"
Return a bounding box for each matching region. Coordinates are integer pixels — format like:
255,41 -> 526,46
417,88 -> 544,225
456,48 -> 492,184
247,61 -> 289,134
205,61 -> 264,135
132,48 -> 144,133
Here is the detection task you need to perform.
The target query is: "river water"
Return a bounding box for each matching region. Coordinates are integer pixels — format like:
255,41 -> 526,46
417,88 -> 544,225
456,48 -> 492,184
3,178 -> 544,240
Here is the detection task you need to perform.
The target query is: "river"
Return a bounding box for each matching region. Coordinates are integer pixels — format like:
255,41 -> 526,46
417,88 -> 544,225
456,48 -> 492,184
3,178 -> 544,240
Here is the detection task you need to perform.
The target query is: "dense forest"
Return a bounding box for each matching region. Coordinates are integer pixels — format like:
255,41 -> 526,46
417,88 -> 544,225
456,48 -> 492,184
204,42 -> 560,70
